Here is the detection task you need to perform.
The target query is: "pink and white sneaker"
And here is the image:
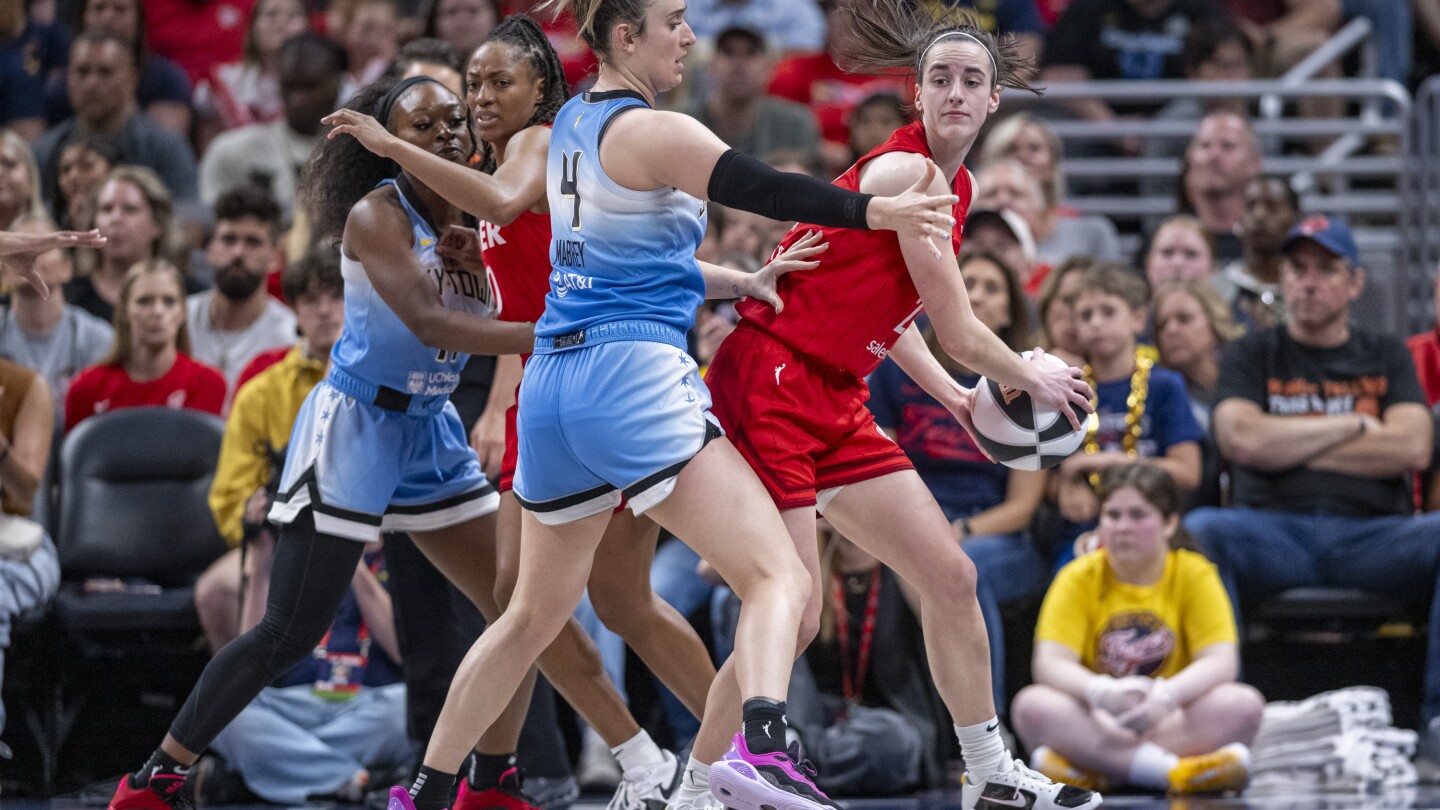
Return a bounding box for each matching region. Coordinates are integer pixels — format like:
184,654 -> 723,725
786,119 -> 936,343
708,733 -> 840,810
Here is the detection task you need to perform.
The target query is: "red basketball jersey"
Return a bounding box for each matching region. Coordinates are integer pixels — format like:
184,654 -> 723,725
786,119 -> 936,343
735,121 -> 972,379
481,208 -> 552,325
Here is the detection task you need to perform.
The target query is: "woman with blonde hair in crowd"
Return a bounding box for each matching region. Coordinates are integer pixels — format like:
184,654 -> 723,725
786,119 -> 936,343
1034,255 -> 1092,366
64,258 -> 225,431
0,130 -> 46,230
66,166 -> 195,323
1013,463 -> 1264,795
978,113 -> 1068,215
1144,214 -> 1216,288
1152,278 -> 1242,432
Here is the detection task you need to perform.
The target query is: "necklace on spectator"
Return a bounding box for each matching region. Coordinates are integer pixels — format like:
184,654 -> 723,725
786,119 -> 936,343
1081,345 -> 1157,488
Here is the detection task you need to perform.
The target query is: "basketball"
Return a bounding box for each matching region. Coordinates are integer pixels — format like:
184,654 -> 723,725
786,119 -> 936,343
971,351 -> 1089,471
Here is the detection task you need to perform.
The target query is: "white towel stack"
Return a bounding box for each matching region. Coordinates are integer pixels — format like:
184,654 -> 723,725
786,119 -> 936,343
1247,687 -> 1418,794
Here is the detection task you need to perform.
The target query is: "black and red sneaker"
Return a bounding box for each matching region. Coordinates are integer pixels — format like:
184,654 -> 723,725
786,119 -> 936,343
454,766 -> 543,810
108,769 -> 192,810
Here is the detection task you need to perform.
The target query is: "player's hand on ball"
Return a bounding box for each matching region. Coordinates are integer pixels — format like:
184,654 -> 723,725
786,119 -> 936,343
1027,347 -> 1093,430
865,160 -> 958,259
323,108 -> 402,158
748,230 -> 827,313
946,386 -> 995,463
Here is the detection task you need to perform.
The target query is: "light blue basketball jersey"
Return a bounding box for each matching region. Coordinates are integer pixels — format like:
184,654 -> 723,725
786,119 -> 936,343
330,178 -> 495,400
537,90 -> 708,342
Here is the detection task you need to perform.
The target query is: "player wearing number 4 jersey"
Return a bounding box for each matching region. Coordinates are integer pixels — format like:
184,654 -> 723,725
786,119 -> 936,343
701,5 -> 1100,810
366,1 -> 958,810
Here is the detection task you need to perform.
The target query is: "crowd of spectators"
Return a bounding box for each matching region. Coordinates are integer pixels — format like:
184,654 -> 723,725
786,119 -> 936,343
1,0 -> 1439,800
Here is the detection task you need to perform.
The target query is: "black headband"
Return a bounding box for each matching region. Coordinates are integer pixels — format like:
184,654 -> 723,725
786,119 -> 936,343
375,75 -> 447,130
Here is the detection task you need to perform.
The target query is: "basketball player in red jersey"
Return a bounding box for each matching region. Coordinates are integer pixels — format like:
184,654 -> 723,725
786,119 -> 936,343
699,5 -> 1101,810
324,15 -> 726,810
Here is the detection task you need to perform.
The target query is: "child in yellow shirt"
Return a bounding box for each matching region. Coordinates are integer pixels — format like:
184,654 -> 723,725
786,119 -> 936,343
1012,463 -> 1264,794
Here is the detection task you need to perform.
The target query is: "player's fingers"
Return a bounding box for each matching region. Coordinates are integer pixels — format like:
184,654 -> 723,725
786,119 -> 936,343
908,159 -> 938,193
24,270 -> 50,300
1070,386 -> 1096,413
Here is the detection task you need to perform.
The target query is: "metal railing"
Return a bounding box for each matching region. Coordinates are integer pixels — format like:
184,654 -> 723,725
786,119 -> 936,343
1401,75 -> 1440,335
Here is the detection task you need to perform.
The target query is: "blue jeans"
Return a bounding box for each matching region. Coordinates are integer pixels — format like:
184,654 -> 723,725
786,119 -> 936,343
0,532 -> 60,739
1184,507 -> 1440,723
963,531 -> 1046,714
210,683 -> 410,804
1343,0 -> 1412,88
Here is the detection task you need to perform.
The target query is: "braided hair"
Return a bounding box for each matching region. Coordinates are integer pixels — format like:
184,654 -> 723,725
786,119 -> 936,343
473,14 -> 571,174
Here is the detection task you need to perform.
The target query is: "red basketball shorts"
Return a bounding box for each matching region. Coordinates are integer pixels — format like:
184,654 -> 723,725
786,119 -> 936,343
706,325 -> 912,511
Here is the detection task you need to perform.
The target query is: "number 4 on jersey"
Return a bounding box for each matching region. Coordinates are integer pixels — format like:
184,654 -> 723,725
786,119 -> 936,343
560,150 -> 583,231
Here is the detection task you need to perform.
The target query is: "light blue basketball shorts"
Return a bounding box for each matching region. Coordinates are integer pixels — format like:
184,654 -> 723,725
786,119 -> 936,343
269,378 -> 499,542
513,328 -> 723,525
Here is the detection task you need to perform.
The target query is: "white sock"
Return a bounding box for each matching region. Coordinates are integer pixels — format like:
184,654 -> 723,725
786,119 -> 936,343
956,718 -> 1010,781
612,730 -> 667,775
683,756 -> 710,788
1127,742 -> 1179,791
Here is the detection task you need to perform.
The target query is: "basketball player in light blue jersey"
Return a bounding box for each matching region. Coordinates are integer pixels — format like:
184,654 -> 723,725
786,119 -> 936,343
383,3 -> 964,810
107,75 -> 609,810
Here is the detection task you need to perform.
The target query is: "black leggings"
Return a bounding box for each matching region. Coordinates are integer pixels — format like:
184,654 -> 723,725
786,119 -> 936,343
169,511 -> 365,753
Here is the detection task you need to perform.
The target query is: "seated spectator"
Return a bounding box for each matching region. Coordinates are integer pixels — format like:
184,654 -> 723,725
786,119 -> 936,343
1151,278 -> 1243,433
501,0 -> 596,91
786,525 -> 946,795
196,246 -> 341,653
964,207 -> 1040,298
1216,175 -> 1299,331
64,258 -> 225,430
867,251 -> 1047,720
978,113 -> 1074,218
46,0 -> 194,135
1221,0 -> 1341,79
1040,0 -> 1226,125
202,545 -> 408,805
1177,112 -> 1262,263
1013,463 -> 1263,794
141,0 -> 252,89
684,0 -> 826,53
1184,215 -> 1440,769
1054,264 -> 1202,560
1407,263 -> 1440,408
423,0 -> 499,65
385,37 -> 464,95
1035,256 -> 1092,365
685,25 -> 820,164
976,159 -> 1123,271
845,91 -> 906,165
49,132 -> 121,229
332,0 -> 400,97
32,29 -> 199,204
0,217 -> 115,422
1144,215 -> 1215,288
768,0 -> 908,172
193,0 -> 309,147
0,356 -> 61,762
188,186 -> 297,390
0,129 -> 44,228
1150,17 -> 1255,133
0,6 -> 49,142
66,166 -> 195,323
200,32 -> 343,214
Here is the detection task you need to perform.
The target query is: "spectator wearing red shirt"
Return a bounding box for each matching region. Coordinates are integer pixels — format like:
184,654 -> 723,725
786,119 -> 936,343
143,0 -> 252,87
65,258 -> 225,431
767,0 -> 909,172
503,0 -> 597,89
1408,266 -> 1440,408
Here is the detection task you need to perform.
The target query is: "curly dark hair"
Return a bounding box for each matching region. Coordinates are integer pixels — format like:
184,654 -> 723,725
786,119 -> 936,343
473,14 -> 571,174
303,75 -> 473,240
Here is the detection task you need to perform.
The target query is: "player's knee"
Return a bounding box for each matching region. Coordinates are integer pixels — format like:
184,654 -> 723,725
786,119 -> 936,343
590,589 -> 647,637
794,596 -> 823,654
923,548 -> 977,608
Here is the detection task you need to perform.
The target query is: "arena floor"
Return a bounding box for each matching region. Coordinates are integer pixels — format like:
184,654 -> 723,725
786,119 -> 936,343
6,788 -> 1436,810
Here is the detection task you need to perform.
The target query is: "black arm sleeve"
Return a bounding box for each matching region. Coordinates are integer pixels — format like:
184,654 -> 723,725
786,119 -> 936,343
707,149 -> 873,230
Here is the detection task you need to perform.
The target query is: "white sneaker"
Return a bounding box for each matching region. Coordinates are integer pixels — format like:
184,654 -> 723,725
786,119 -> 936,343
606,750 -> 683,810
664,786 -> 723,810
961,759 -> 1102,810
578,733 -> 623,792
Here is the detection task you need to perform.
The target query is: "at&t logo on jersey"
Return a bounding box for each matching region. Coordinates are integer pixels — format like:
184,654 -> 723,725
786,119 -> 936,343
551,269 -> 594,298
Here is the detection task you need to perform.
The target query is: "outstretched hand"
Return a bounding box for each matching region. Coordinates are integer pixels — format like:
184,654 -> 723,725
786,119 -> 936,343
946,385 -> 996,463
745,230 -> 828,314
865,160 -> 957,259
322,108 -> 401,158
0,229 -> 106,299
